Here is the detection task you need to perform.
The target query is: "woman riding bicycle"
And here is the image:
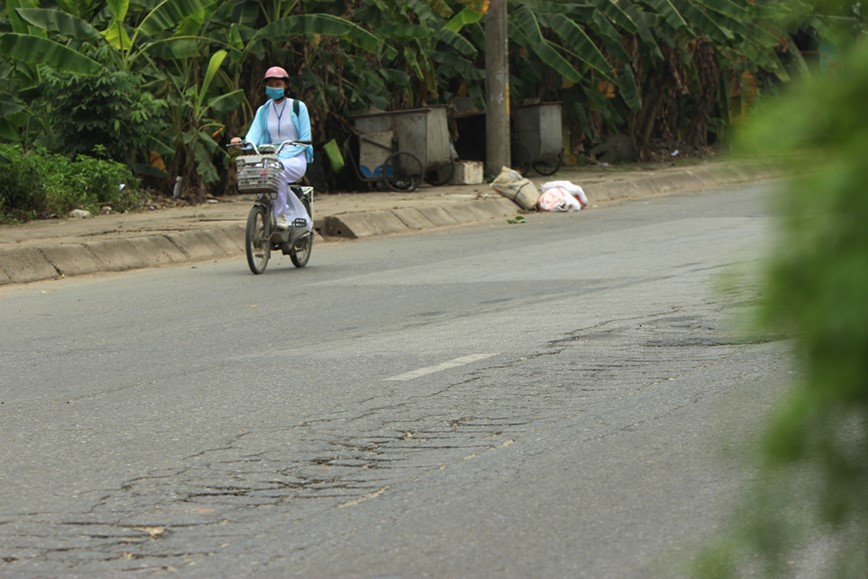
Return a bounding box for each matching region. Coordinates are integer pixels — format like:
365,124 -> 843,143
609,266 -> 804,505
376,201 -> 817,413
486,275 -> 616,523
232,66 -> 314,231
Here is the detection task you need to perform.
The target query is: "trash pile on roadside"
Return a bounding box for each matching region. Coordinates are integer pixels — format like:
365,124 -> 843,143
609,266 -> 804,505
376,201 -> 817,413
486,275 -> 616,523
490,166 -> 588,213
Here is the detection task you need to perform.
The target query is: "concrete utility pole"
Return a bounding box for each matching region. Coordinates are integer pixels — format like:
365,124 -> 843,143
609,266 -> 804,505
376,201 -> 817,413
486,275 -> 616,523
485,0 -> 510,178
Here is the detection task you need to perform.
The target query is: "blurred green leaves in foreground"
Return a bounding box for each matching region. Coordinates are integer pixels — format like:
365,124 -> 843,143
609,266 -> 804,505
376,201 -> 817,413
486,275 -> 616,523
696,8 -> 868,578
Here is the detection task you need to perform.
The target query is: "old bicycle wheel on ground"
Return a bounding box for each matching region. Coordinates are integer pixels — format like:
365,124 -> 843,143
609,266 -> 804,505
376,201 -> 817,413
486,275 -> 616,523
382,151 -> 423,192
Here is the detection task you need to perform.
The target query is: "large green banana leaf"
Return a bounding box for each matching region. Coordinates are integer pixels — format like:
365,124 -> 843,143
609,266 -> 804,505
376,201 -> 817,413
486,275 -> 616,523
546,14 -> 618,84
5,0 -> 33,33
617,64 -> 642,111
596,0 -> 640,35
436,27 -> 477,58
622,3 -> 664,59
137,0 -> 218,37
509,4 -> 583,83
15,8 -> 102,42
641,0 -> 688,31
430,50 -> 485,82
591,12 -> 633,64
0,33 -> 103,75
195,49 -> 226,116
252,14 -> 382,55
670,0 -> 735,43
106,0 -> 130,22
207,90 -> 246,115
443,7 -> 484,33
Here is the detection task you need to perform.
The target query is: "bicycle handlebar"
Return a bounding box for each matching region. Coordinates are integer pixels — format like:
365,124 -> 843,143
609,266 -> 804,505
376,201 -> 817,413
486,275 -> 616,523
228,139 -> 311,155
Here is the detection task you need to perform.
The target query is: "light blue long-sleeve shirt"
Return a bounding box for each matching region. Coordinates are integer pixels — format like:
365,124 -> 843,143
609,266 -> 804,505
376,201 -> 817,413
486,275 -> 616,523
244,98 -> 314,163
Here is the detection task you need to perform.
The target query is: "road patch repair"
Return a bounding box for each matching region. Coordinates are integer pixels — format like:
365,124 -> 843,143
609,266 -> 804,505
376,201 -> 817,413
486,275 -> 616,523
0,159 -> 785,285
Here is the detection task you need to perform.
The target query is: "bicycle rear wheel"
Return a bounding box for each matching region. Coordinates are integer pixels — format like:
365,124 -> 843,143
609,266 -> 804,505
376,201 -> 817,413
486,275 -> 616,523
245,204 -> 270,274
290,197 -> 313,268
532,153 -> 562,176
510,141 -> 532,175
424,161 -> 455,186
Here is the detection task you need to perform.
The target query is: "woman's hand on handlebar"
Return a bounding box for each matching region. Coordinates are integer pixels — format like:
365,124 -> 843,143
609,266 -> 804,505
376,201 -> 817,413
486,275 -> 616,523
227,138 -> 255,154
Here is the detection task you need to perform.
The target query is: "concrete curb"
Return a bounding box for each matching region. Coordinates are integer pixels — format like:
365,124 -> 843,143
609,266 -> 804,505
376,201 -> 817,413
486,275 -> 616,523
0,160 -> 785,286
580,159 -> 783,202
0,224 -> 248,284
322,197 -> 517,239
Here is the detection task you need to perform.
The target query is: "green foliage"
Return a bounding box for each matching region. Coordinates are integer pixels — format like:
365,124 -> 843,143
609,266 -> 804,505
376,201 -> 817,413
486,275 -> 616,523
43,66 -> 166,165
0,32 -> 102,75
695,8 -> 868,576
0,144 -> 49,221
0,0 -> 840,196
0,144 -> 141,222
43,150 -> 141,215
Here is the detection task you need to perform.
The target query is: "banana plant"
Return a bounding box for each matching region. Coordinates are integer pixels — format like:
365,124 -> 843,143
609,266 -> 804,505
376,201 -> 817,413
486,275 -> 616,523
4,0 -> 241,187
0,0 -> 812,191
163,49 -> 247,195
490,0 -> 792,158
9,0 -> 223,72
2,0 -> 381,194
240,5 -> 384,110
0,32 -> 103,74
0,0 -> 103,144
200,0 -> 389,173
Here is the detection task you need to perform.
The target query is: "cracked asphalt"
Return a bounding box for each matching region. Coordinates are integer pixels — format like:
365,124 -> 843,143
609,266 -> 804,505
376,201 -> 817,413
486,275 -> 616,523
0,181 -> 801,577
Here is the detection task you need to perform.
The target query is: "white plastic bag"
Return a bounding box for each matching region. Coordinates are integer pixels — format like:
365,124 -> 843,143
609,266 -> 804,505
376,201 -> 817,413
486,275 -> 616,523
537,180 -> 589,212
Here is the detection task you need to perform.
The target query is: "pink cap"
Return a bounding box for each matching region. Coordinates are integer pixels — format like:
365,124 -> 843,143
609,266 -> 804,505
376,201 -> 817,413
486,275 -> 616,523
263,66 -> 289,81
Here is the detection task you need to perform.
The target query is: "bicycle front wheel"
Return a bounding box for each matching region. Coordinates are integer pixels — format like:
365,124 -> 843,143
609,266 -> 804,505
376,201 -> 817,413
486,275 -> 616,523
382,151 -> 423,192
245,204 -> 271,274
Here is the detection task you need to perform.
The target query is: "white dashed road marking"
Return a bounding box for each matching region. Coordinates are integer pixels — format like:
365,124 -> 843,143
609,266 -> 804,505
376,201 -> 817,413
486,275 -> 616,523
385,353 -> 497,382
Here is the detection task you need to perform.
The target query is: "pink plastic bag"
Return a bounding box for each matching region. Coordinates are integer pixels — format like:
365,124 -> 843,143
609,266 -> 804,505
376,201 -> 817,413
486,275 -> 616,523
537,181 -> 588,212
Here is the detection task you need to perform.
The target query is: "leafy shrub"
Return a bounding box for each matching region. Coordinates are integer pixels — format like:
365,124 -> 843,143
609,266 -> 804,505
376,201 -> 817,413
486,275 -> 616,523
0,144 -> 48,222
43,149 -> 140,215
0,144 -> 142,222
42,66 -> 165,166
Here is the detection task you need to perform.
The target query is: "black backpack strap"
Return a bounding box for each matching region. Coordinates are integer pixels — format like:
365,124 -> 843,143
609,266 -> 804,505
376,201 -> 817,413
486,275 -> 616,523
293,98 -> 300,116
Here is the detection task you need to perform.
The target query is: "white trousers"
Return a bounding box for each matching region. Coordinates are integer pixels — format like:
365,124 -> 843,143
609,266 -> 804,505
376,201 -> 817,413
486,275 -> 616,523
275,155 -> 312,230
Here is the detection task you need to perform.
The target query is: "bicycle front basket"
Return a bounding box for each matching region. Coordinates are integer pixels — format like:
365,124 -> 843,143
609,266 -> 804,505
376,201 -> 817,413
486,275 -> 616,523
236,155 -> 283,194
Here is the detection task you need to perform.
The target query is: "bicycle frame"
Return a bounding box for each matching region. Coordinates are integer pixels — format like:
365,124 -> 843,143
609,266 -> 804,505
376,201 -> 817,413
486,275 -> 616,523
229,139 -> 314,273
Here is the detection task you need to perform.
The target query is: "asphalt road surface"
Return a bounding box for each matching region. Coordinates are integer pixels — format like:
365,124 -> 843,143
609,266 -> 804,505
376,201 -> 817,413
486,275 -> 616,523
1,183 -> 796,577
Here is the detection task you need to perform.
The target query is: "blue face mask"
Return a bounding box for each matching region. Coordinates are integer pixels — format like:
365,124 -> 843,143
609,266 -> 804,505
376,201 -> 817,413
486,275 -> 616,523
266,87 -> 285,100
